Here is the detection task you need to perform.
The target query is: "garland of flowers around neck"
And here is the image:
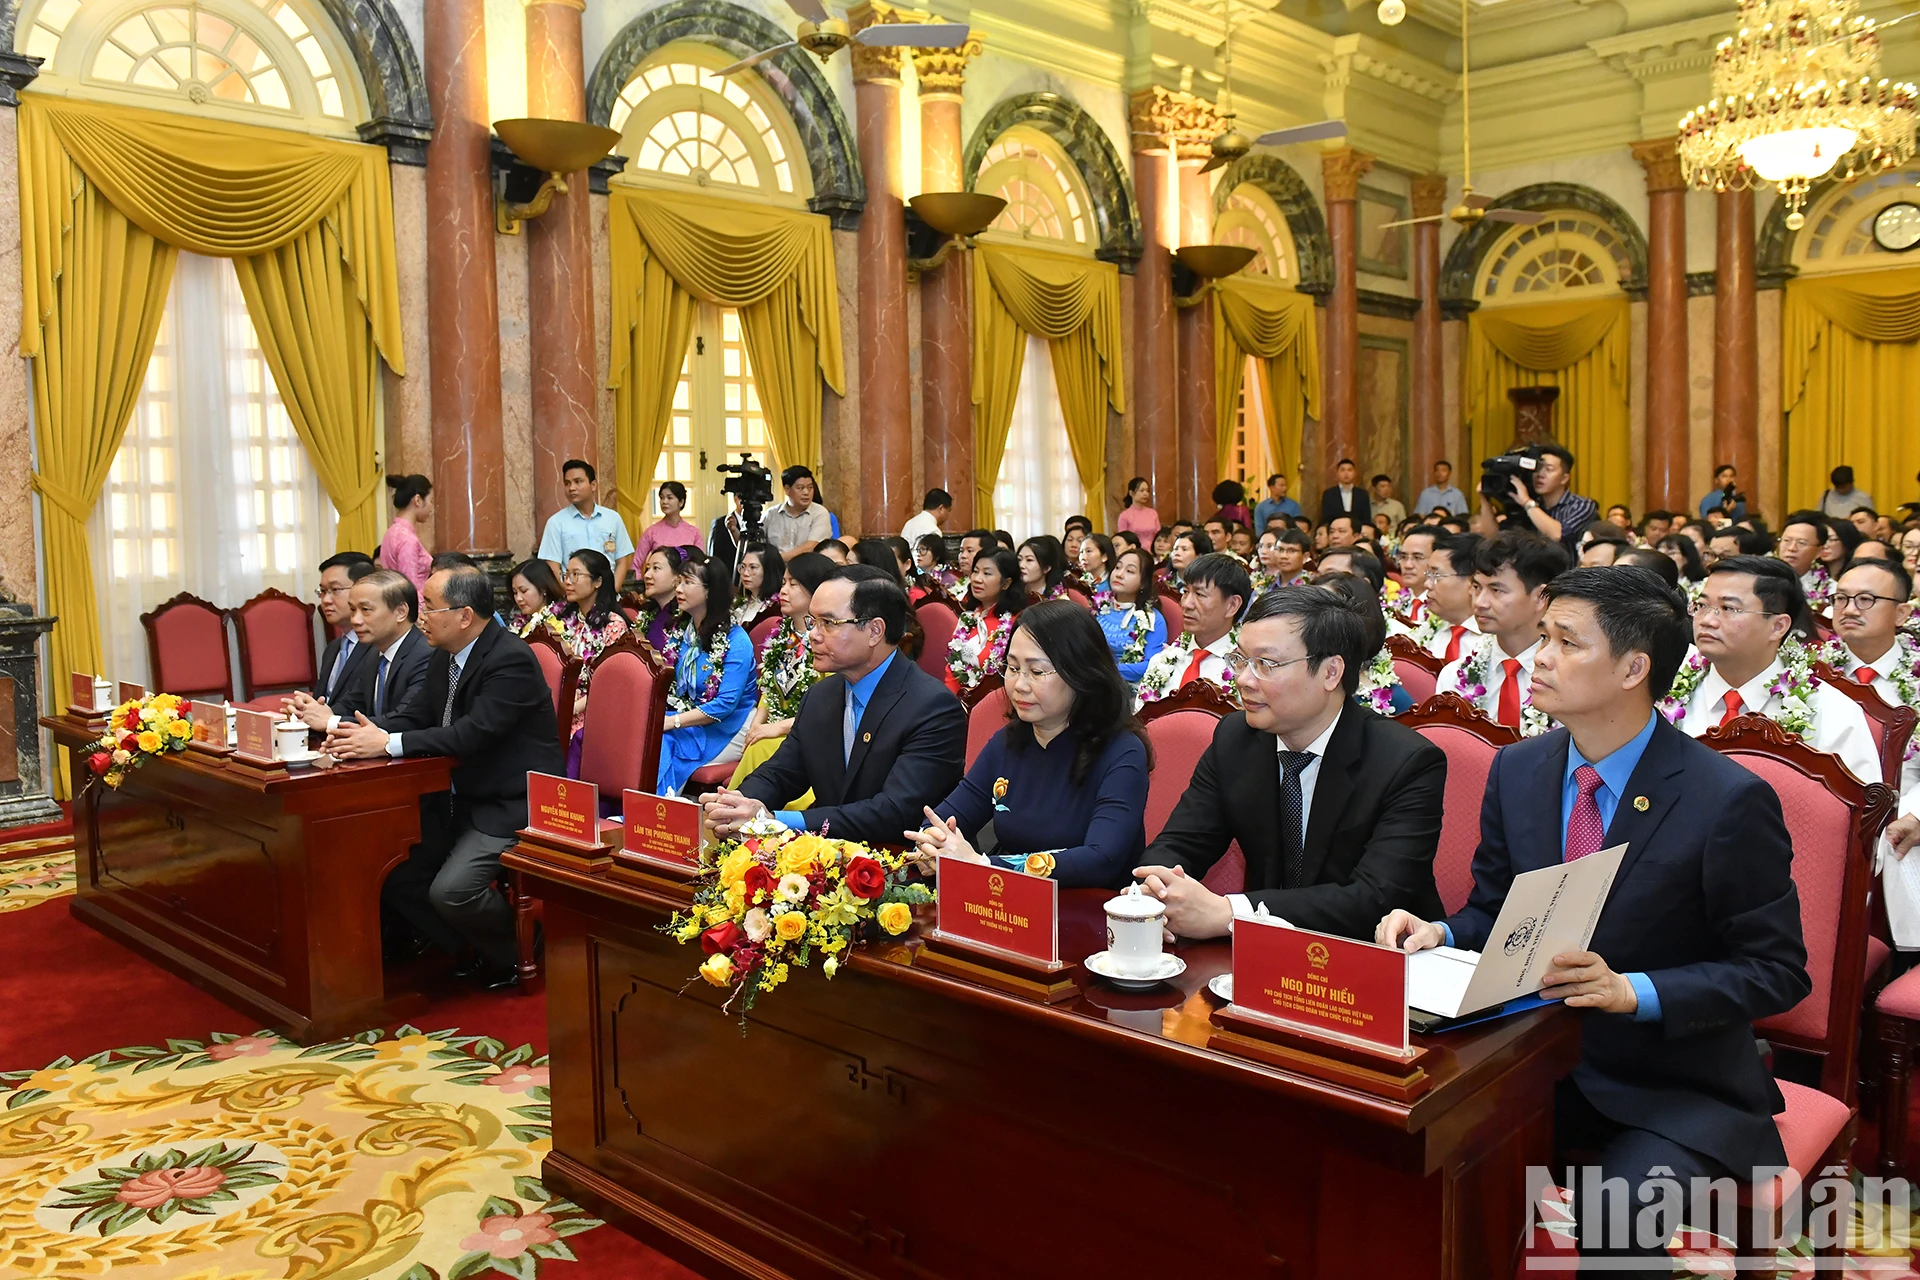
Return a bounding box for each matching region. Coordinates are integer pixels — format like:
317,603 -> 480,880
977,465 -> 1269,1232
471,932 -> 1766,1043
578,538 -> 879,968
1804,561 -> 1834,608
1109,605 -> 1152,665
1359,648 -> 1400,715
758,618 -> 820,721
1136,629 -> 1241,705
1090,580 -> 1114,610
1820,632 -> 1920,758
1452,643 -> 1555,737
947,609 -> 1011,690
669,621 -> 732,713
1659,637 -> 1816,736
1407,609 -> 1451,652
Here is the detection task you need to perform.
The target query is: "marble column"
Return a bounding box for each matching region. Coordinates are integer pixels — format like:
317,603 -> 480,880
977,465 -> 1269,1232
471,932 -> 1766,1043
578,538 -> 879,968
1714,187 -> 1759,488
1127,89 -> 1203,521
913,37 -> 980,528
1633,137 -> 1689,513
851,8 -> 911,539
1410,174 -> 1448,490
525,0 -> 598,533
1321,148 -> 1374,486
425,0 -> 507,554
1175,158 -> 1216,522
0,61 -> 38,605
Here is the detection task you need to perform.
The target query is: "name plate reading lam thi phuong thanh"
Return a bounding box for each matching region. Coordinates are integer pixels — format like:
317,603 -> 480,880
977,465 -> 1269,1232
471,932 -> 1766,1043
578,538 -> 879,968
619,789 -> 702,871
930,854 -> 1060,967
525,772 -> 601,849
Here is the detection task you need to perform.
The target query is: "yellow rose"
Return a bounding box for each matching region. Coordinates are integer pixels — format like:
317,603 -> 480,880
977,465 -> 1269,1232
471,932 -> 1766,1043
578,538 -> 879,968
718,847 -> 754,889
775,832 -> 828,876
135,729 -> 162,754
876,902 -> 912,936
774,910 -> 808,941
165,719 -> 192,741
698,952 -> 735,986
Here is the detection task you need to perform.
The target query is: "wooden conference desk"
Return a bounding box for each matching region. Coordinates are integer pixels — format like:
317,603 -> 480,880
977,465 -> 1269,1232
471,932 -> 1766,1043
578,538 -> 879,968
510,838 -> 1584,1280
45,713 -> 453,1043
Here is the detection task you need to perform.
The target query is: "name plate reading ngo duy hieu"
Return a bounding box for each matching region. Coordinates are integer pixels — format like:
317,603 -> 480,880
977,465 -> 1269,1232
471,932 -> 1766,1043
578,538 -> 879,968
524,771 -> 602,849
1230,916 -> 1411,1057
618,788 -> 702,871
930,854 -> 1060,966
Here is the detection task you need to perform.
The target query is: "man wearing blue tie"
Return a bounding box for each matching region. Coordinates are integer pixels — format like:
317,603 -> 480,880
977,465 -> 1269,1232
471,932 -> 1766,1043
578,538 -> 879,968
1378,567 -> 1809,1271
284,570 -> 429,731
313,552 -> 375,704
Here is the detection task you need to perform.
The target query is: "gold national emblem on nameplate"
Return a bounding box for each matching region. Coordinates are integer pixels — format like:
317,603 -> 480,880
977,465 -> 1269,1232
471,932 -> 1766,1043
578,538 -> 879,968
1633,796 -> 1650,812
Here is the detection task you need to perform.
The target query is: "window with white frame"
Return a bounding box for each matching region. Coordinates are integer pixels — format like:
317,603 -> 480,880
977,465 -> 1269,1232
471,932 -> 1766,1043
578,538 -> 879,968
993,334 -> 1080,539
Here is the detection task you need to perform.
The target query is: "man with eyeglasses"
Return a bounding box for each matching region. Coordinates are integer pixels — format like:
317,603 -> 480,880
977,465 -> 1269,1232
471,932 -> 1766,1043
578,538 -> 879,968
1131,587 -> 1446,941
1772,510 -> 1832,602
1436,532 -> 1572,731
702,565 -> 965,845
1672,555 -> 1880,786
1391,526 -> 1438,623
313,551 -> 376,705
1415,533 -> 1484,661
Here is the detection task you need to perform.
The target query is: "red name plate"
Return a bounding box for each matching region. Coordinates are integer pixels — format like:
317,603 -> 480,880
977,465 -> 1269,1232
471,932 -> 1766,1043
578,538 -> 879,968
71,673 -> 99,713
233,708 -> 276,762
526,771 -> 601,848
1231,918 -> 1409,1056
934,855 -> 1059,964
621,789 -> 701,866
188,699 -> 227,746
116,681 -> 146,708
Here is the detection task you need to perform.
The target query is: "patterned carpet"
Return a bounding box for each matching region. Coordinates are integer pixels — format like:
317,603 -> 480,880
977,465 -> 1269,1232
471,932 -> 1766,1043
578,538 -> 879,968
0,838 -> 77,915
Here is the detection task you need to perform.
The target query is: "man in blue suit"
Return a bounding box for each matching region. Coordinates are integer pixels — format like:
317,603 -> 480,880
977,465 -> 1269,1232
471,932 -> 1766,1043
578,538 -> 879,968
1379,566 -> 1809,1270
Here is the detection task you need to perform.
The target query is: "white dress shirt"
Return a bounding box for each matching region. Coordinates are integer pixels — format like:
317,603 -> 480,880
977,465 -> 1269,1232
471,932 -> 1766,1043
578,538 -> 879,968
1677,654 -> 1882,786
1134,632 -> 1235,711
1437,636 -> 1539,720
327,630 -> 412,730
1422,616 -> 1483,662
901,510 -> 942,545
1227,706 -> 1345,922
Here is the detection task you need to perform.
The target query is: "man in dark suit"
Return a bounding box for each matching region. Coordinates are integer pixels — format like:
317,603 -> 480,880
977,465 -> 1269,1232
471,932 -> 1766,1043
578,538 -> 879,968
285,569 -> 429,731
325,564 -> 564,988
1379,567 -> 1808,1270
314,551 -> 375,703
1134,587 -> 1447,939
702,565 -> 965,846
1318,457 -> 1373,530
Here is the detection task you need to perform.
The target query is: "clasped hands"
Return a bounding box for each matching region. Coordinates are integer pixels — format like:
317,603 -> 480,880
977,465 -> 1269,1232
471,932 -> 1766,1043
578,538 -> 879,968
902,806 -> 984,875
280,690 -> 335,732
1374,910 -> 1639,1014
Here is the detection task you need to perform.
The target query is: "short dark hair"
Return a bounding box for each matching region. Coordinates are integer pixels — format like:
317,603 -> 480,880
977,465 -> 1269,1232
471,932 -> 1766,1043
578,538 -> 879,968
782,464 -> 815,489
1852,506 -> 1881,522
824,564 -> 911,644
1643,510 -> 1673,524
1327,513 -> 1356,534
1654,535 -> 1706,583
386,473 -> 432,510
563,458 -> 596,482
1781,509 -> 1832,546
1211,480 -> 1246,508
1714,463 -> 1736,479
658,479 -> 687,503
1606,504 -> 1632,519
1616,547 -> 1681,589
1242,585 -> 1370,695
1183,552 -> 1253,621
818,538 -> 849,557
1435,459 -> 1453,470
1399,525 -> 1438,551
963,547 -> 1023,617
1371,474 -> 1391,486
1707,554 -> 1812,639
1278,528 -> 1313,552
924,488 -> 953,510
357,567 -> 418,621
438,565 -> 494,617
319,550 -> 374,575
1006,602 -> 1149,785
1063,513 -> 1092,534
961,527 -> 995,549
1476,531 -> 1572,592
1317,546 -> 1384,593
431,551 -> 480,572
852,537 -> 905,585
1732,526 -> 1776,555
1311,572 -> 1388,674
1266,473 -> 1283,485
740,542 -> 785,602
1081,533 -> 1115,570
1018,535 -> 1068,594
1543,566 -> 1691,699
1336,457 -> 1355,468
1582,521 -> 1631,548
1537,443 -> 1576,473
915,532 -> 949,566
1431,531 -> 1485,575
1175,528 -> 1214,556
565,548 -> 620,627
1833,465 -> 1855,485
1841,555 -> 1913,602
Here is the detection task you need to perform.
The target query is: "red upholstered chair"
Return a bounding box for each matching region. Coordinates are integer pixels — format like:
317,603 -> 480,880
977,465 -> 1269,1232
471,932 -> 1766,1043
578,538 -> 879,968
1814,662 -> 1918,791
1385,635 -> 1445,706
1398,693 -> 1520,915
521,624 -> 582,758
1157,593 -> 1184,639
914,596 -> 958,681
749,613 -> 783,662
1065,587 -> 1092,610
1138,680 -> 1244,894
140,592 -> 234,701
963,675 -> 1008,770
229,587 -> 318,701
574,632 -> 670,803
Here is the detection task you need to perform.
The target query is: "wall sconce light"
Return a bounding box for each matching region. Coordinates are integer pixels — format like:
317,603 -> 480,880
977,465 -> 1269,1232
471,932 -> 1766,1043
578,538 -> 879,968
904,192 -> 1008,277
1172,244 -> 1257,306
494,118 -> 622,235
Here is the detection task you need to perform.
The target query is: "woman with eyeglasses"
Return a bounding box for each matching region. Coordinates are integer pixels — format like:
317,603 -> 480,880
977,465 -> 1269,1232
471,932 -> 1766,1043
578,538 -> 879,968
658,557 -> 758,795
730,542 -> 784,628
945,547 -> 1022,693
907,601 -> 1150,888
725,552 -> 834,796
554,549 -> 630,776
1097,546 -> 1167,686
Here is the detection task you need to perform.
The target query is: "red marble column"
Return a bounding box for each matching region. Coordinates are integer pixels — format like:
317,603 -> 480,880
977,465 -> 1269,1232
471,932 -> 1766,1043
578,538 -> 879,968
914,40 -> 979,527
424,0 -> 506,554
1410,174 -> 1448,488
852,27 -> 910,539
1634,137 -> 1689,512
1321,148 -> 1373,487
1175,159 -> 1215,521
1714,187 -> 1759,486
525,0 -> 597,533
1128,89 -> 1182,521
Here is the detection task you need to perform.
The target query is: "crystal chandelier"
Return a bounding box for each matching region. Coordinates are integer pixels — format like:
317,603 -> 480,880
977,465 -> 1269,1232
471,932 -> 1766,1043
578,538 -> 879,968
1677,0 -> 1917,229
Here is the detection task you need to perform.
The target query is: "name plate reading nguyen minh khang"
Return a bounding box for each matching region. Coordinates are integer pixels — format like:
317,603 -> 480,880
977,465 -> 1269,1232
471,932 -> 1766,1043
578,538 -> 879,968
525,772 -> 601,849
930,855 -> 1060,967
1229,917 -> 1410,1057
618,789 -> 702,871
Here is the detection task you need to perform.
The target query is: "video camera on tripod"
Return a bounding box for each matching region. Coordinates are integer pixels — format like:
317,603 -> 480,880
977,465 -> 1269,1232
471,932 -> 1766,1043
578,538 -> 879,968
716,454 -> 775,551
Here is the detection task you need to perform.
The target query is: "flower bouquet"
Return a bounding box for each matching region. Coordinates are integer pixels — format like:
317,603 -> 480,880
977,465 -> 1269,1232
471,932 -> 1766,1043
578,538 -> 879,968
663,822 -> 932,1019
83,693 -> 192,792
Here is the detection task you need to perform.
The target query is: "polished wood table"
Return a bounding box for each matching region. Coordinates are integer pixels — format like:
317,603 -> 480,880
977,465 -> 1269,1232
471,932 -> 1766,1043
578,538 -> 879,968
46,713 -> 453,1043
510,834 -> 1584,1280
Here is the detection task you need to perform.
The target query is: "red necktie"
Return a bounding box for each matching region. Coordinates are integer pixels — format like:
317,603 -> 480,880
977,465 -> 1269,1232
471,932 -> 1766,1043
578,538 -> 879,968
1496,658 -> 1522,727
1857,667 -> 1879,684
1445,626 -> 1467,662
1565,765 -> 1605,862
1179,648 -> 1209,687
1718,690 -> 1745,727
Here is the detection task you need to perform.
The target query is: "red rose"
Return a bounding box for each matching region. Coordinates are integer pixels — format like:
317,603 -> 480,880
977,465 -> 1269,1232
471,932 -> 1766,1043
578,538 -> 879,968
87,751 -> 111,776
741,863 -> 774,901
700,921 -> 743,955
843,856 -> 887,900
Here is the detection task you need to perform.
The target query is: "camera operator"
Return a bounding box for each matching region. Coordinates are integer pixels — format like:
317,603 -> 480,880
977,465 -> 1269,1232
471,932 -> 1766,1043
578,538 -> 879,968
762,464 -> 832,556
1472,442 -> 1596,557
1696,463 -> 1747,523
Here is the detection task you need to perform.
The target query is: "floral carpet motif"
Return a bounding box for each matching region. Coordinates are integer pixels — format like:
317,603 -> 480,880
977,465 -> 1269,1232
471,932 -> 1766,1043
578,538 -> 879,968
0,841 -> 74,914
0,1027 -> 600,1279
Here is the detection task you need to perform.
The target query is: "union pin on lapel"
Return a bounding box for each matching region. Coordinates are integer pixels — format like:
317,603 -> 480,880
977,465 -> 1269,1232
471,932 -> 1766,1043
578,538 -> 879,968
863,732 -> 872,742
1633,796 -> 1650,812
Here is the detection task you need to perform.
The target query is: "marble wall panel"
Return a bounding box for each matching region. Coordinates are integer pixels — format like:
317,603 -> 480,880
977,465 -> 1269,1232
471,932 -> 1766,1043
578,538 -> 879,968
592,193 -> 616,516
0,108 -> 31,603
821,227 -> 862,522
1757,288 -> 1783,521
1441,318 -> 1464,474
498,228 -> 535,560
1686,293 -> 1715,506
383,162 -> 432,481
1628,299 -> 1647,518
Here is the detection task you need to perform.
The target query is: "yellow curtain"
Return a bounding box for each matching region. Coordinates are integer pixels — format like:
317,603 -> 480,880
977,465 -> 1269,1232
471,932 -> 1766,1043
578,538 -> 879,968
970,244 -> 1126,522
17,93 -> 404,788
1466,296 -> 1631,510
1212,276 -> 1322,479
1781,266 -> 1920,511
607,187 -> 845,531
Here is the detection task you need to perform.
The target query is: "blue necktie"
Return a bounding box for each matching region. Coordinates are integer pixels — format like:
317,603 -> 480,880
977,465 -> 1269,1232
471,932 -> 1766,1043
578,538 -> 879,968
374,655 -> 389,713
328,635 -> 356,698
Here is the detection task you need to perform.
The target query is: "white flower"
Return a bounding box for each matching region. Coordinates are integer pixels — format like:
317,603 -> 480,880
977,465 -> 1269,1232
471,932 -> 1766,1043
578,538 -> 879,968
776,873 -> 810,902
742,907 -> 771,943
823,954 -> 839,978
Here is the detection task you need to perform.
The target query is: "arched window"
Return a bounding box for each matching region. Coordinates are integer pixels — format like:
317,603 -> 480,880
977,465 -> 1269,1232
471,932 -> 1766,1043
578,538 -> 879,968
609,45 -> 810,202
1474,212 -> 1632,304
975,126 -> 1095,251
1793,166 -> 1920,274
18,0 -> 363,128
1214,183 -> 1294,280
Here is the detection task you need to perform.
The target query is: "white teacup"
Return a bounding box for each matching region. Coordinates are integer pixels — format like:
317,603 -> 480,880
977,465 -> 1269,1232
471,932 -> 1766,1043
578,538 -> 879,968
90,678 -> 112,710
224,704 -> 238,747
274,720 -> 310,760
1103,884 -> 1168,978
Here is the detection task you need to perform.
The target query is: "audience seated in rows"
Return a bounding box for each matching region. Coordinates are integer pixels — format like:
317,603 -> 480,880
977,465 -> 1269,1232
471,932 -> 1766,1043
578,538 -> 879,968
284,569 -> 428,732
657,556 -> 757,795
1135,552 -> 1251,708
1437,531 -> 1572,733
1095,546 -> 1167,687
726,551 -> 835,794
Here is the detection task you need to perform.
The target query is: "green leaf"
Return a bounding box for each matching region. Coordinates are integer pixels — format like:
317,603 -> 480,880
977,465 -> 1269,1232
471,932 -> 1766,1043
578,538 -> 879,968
45,1055 -> 74,1069
152,1197 -> 188,1225
65,1200 -> 123,1236
479,1195 -> 520,1220
508,1104 -> 549,1121
208,1031 -> 236,1044
531,1239 -> 578,1262
395,1265 -> 439,1280
548,1216 -> 602,1237
506,1125 -> 546,1144
99,1202 -> 151,1238
492,1249 -> 538,1280
6,1088 -> 50,1109
117,1044 -> 171,1059
392,1023 -> 422,1039
472,1037 -> 506,1060
510,1176 -> 548,1203
131,1055 -> 180,1075
133,1150 -> 166,1172
446,1250 -> 495,1280
78,1050 -> 115,1067
499,1045 -> 533,1070
163,1040 -> 199,1055
353,1028 -> 383,1044
90,1164 -> 142,1182
219,1171 -> 284,1191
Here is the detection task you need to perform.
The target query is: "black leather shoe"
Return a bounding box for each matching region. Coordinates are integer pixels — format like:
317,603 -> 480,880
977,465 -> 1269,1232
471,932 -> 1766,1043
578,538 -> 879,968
449,955 -> 489,980
483,967 -> 522,992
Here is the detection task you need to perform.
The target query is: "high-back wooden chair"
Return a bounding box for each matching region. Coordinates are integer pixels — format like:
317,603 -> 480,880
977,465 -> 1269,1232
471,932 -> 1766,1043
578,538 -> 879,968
1385,634 -> 1446,706
963,675 -> 1008,770
140,592 -> 234,701
1138,680 -> 1242,893
1398,692 -> 1520,915
521,623 -> 583,758
748,613 -> 783,663
1814,661 -> 1919,790
230,587 -> 318,701
1157,592 -> 1184,639
914,596 -> 959,681
574,632 -> 671,804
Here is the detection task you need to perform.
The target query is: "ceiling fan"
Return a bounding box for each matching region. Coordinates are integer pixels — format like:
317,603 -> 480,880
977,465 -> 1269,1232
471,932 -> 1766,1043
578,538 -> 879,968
718,0 -> 969,75
1380,0 -> 1541,229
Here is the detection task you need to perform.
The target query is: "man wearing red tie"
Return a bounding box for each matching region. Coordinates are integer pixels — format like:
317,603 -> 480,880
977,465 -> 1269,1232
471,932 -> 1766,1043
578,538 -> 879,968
1826,556 -> 1915,692
1393,526 -> 1437,622
1379,568 -> 1808,1271
1435,531 -> 1570,729
1134,554 -> 1251,708
1411,532 -> 1484,662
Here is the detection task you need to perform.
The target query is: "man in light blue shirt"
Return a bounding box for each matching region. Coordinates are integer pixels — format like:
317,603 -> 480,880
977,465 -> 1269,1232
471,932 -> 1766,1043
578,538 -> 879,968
1413,459 -> 1470,517
1251,474 -> 1303,531
538,459 -> 633,587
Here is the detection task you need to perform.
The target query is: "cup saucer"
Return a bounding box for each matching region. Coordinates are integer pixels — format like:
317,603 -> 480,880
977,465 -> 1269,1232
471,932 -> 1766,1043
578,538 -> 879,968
276,747 -> 325,765
1083,949 -> 1186,990
1207,972 -> 1233,1002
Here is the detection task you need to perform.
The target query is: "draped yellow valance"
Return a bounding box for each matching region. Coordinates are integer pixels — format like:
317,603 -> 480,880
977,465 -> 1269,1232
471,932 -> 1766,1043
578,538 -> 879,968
970,243 -> 1125,525
17,92 -> 404,796
1466,296 -> 1631,510
1781,266 -> 1920,514
606,186 -> 845,532
1212,277 -> 1321,482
